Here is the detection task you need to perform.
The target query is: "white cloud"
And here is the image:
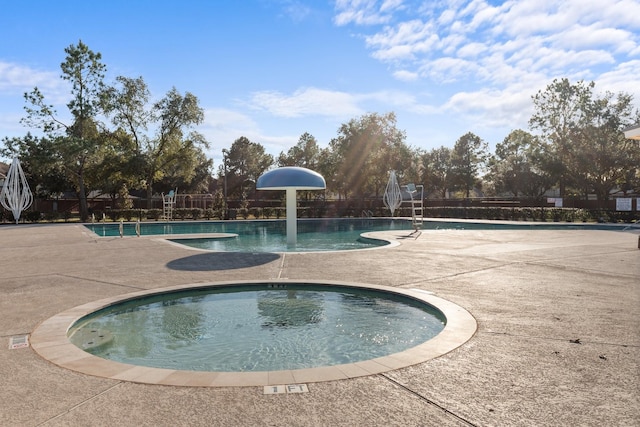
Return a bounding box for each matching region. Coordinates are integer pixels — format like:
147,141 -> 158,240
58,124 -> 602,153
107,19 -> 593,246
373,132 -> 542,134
0,62 -> 54,90
366,20 -> 438,61
600,0 -> 640,26
595,60 -> 640,100
443,87 -> 535,136
0,61 -> 68,103
200,108 -> 262,146
341,0 -> 640,83
199,107 -> 300,159
424,56 -> 483,83
204,86 -> 442,155
246,85 -> 438,121
551,24 -> 636,53
495,2 -> 573,36
203,108 -> 258,133
467,1 -> 502,31
437,8 -> 456,26
333,0 -> 403,26
457,41 -> 488,58
380,0 -> 404,13
362,89 -> 418,107
333,0 -> 640,139
248,87 -> 363,118
393,69 -> 419,81
0,111 -> 27,137
528,47 -> 615,77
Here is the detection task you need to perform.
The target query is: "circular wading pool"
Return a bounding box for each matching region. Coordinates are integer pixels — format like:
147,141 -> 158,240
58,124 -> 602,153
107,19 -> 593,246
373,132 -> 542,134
31,280 -> 477,387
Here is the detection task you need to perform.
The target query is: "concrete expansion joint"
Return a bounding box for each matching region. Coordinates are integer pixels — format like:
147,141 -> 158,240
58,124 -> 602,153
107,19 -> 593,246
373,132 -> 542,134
527,260 -> 638,278
276,253 -> 287,279
379,373 -> 478,427
58,273 -> 148,292
484,331 -> 638,348
37,382 -> 123,426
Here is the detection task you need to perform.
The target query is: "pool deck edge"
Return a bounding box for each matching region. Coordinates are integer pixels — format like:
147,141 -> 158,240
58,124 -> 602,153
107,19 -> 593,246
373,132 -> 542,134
30,280 -> 477,388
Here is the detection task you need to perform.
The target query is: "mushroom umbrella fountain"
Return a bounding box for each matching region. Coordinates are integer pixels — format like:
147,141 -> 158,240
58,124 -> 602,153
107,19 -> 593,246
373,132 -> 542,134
256,167 -> 326,246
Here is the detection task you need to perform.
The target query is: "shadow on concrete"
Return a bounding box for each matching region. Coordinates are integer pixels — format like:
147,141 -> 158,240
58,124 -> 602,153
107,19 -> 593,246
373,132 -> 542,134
395,232 -> 422,240
166,252 -> 280,271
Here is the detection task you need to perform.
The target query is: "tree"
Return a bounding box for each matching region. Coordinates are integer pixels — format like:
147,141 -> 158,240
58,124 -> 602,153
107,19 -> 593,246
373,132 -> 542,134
450,132 -> 487,198
225,136 -> 273,197
277,132 -> 320,168
571,91 -> 639,203
315,146 -> 341,199
102,77 -> 208,206
101,76 -> 152,154
485,129 -> 553,198
1,133 -> 70,198
371,136 -> 415,198
145,87 -> 207,205
156,143 -> 213,194
529,79 -> 640,203
21,40 -> 107,221
88,129 -> 139,206
328,112 -> 407,199
420,146 -> 453,198
529,79 -> 594,198
276,133 -> 324,201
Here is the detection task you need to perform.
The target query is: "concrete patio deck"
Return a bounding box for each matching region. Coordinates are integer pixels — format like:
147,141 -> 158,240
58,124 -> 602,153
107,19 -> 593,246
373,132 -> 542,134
1,222 -> 638,426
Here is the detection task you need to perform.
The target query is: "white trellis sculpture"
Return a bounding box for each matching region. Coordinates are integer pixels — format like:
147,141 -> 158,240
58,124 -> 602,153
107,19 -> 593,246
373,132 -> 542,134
383,170 -> 402,217
0,157 -> 33,224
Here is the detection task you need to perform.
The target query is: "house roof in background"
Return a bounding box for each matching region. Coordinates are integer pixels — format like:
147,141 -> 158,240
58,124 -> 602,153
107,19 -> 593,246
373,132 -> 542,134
623,123 -> 640,140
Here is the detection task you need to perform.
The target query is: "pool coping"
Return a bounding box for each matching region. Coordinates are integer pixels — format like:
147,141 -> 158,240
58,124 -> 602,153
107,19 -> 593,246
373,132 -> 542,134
157,231 -> 401,253
30,280 -> 477,388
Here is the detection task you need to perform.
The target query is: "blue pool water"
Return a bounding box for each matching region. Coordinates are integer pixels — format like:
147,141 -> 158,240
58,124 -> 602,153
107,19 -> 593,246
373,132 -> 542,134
68,283 -> 446,372
84,218 -> 635,253
86,218 -> 414,252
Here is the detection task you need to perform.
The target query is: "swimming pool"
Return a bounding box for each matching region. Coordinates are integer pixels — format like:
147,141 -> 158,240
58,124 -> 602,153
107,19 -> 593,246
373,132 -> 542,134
85,218 -> 414,252
67,282 -> 446,372
83,218 -> 636,253
31,279 -> 477,386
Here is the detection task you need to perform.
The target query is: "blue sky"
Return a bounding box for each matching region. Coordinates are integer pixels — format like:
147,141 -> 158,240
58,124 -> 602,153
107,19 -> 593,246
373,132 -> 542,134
1,0 -> 639,166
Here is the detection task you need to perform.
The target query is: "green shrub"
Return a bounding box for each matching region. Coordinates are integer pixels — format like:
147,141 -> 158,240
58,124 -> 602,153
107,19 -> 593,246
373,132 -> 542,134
419,206 -> 607,222
249,207 -> 261,219
147,209 -> 162,221
25,210 -> 42,223
44,212 -> 60,222
175,208 -> 190,220
107,210 -> 119,222
203,208 -> 214,220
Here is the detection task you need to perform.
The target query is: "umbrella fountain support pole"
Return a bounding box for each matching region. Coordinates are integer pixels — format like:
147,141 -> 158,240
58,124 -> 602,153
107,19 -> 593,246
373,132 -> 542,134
256,167 -> 326,247
286,187 -> 297,246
